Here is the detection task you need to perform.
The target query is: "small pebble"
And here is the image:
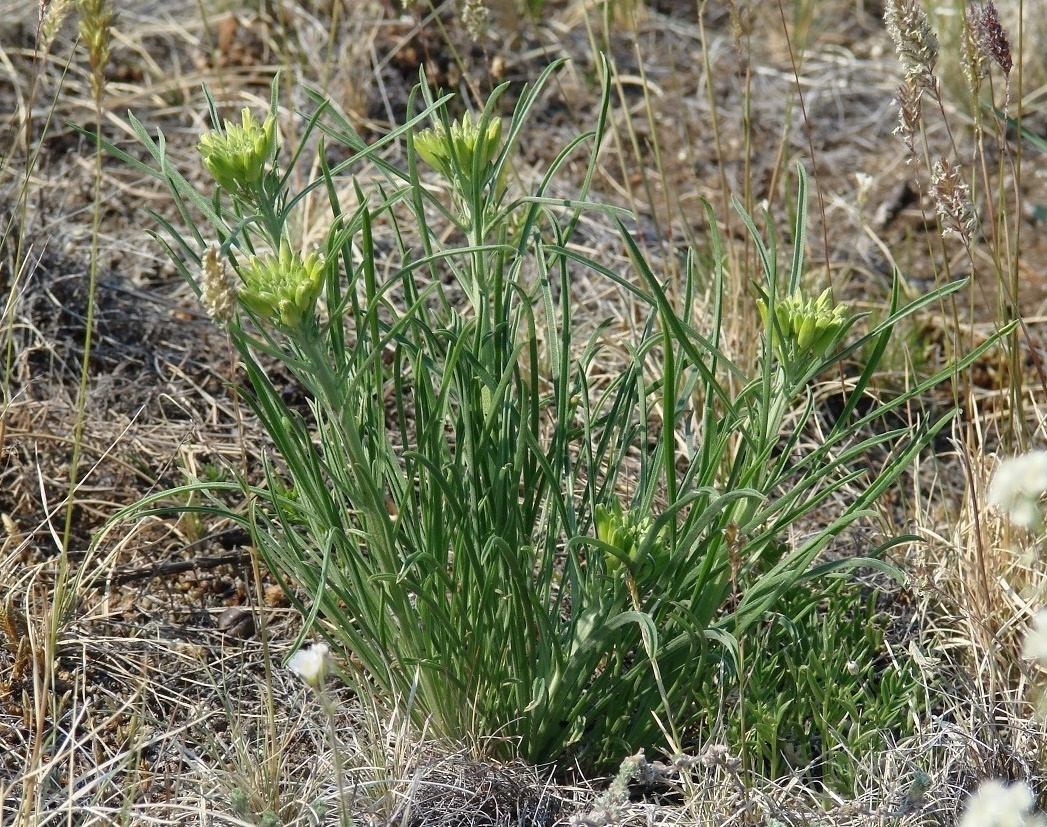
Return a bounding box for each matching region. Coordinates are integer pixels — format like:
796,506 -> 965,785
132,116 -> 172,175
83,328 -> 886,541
216,607 -> 255,640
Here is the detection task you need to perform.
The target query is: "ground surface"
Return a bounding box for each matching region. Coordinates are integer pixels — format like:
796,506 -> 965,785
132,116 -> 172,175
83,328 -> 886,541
4,1 -> 1047,825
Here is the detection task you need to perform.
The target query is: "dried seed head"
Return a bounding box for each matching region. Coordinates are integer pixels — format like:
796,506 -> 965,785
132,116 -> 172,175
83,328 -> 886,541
200,243 -> 238,325
974,0 -> 1012,75
39,0 -> 73,52
76,0 -> 115,100
0,596 -> 28,650
884,0 -> 939,91
894,78 -> 923,162
460,0 -> 489,41
962,4 -> 989,95
0,596 -> 31,685
931,157 -> 977,244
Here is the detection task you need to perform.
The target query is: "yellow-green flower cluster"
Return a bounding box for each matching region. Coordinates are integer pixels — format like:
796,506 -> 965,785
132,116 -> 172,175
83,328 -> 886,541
414,111 -> 503,194
759,287 -> 850,362
198,108 -> 276,194
238,241 -> 324,329
595,501 -> 667,581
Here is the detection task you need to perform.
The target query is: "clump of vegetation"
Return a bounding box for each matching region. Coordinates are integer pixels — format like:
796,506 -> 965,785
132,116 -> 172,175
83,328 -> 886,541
106,58 -> 994,781
706,576 -> 925,792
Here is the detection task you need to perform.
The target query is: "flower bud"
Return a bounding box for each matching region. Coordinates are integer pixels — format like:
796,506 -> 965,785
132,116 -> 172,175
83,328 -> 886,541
238,241 -> 325,329
198,108 -> 277,194
595,501 -> 668,583
758,287 -> 851,364
414,110 -> 504,196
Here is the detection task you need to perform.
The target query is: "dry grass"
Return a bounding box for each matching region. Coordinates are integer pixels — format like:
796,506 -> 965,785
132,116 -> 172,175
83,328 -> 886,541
4,0 -> 1047,824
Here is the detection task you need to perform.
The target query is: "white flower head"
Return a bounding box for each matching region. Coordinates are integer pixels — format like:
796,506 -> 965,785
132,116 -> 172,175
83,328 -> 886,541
960,779 -> 1046,827
855,172 -> 875,207
287,642 -> 329,689
1023,610 -> 1047,664
988,451 -> 1047,529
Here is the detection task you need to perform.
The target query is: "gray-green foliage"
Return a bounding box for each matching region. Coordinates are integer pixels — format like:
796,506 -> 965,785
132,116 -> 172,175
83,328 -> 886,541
99,59 -> 1007,772
706,577 -> 925,793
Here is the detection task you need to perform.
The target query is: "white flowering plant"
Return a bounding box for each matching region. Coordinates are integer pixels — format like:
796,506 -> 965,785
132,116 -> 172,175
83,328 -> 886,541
962,454 -> 1047,826
99,65 -> 1008,777
989,451 -> 1047,532
989,449 -> 1047,706
960,779 -> 1046,827
287,643 -> 329,690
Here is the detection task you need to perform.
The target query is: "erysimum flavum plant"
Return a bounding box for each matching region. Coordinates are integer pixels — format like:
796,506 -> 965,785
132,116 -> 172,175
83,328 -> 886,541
96,62 -> 1007,773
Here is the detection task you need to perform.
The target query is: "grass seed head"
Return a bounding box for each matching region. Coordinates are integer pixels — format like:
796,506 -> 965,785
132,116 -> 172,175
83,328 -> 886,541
460,0 -> 490,41
931,157 -> 977,244
884,0 -> 939,91
200,243 -> 238,325
894,78 -> 924,161
962,4 -> 990,94
77,0 -> 114,100
39,0 -> 74,52
974,0 -> 1013,75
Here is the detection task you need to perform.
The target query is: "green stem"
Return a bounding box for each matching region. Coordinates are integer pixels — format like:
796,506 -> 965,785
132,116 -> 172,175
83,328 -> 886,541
249,179 -> 284,245
60,126 -> 103,562
320,692 -> 352,827
298,330 -> 397,568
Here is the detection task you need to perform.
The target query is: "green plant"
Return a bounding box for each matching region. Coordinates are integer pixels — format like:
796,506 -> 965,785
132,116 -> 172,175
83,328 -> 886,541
706,576 -> 925,793
97,59 -> 1008,773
